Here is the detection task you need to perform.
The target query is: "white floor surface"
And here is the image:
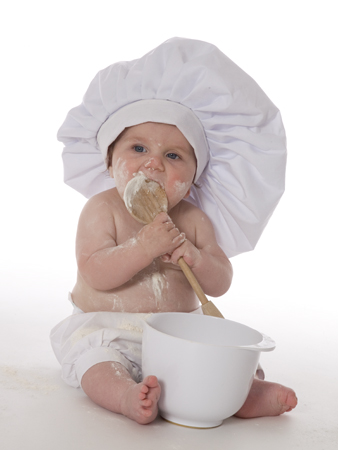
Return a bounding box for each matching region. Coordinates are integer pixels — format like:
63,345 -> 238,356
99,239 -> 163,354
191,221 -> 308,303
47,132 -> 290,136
1,267 -> 337,450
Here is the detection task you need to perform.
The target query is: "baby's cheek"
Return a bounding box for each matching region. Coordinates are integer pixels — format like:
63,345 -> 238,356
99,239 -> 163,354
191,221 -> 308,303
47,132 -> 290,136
113,159 -> 133,194
173,180 -> 190,198
166,177 -> 191,205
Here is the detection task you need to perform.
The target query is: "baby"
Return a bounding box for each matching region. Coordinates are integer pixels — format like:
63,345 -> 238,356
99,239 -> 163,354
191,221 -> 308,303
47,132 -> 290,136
51,38 -> 297,425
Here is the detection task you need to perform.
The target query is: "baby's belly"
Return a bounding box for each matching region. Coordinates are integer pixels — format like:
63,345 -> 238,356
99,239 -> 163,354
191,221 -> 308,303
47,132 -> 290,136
72,266 -> 199,314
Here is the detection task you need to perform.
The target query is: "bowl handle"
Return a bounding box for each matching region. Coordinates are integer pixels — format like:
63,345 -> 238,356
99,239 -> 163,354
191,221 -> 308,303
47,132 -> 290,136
239,333 -> 276,352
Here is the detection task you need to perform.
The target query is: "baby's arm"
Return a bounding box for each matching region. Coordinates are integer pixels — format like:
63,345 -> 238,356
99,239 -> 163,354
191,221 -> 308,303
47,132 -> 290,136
76,197 -> 185,291
167,206 -> 233,297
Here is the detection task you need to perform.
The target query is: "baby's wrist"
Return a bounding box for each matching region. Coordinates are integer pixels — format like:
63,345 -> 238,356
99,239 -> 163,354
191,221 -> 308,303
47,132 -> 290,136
187,248 -> 203,270
135,235 -> 158,264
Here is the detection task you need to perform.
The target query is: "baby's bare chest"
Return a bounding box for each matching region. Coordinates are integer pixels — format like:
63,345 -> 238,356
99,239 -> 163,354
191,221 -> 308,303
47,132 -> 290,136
124,261 -> 198,312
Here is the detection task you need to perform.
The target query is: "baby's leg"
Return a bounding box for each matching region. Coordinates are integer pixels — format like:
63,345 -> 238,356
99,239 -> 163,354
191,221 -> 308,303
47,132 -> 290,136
235,378 -> 298,419
81,361 -> 161,424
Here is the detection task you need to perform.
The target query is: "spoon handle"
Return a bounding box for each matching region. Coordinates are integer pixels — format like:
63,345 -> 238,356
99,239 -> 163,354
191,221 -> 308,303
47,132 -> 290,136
177,257 -> 208,305
178,258 -> 224,318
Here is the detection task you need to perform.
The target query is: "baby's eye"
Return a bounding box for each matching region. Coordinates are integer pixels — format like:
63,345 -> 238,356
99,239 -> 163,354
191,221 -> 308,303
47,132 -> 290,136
166,153 -> 179,160
134,145 -> 146,153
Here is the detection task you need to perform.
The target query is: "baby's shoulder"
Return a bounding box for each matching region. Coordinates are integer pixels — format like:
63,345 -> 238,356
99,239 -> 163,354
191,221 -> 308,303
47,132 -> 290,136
84,188 -> 119,208
178,199 -> 208,218
79,188 -> 121,220
172,200 -> 211,227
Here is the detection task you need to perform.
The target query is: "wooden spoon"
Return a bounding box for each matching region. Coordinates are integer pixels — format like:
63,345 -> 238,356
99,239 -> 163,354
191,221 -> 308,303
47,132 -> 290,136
124,173 -> 224,318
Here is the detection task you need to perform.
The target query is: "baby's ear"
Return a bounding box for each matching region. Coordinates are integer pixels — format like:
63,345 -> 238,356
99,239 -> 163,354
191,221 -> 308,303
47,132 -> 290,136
183,187 -> 191,199
109,166 -> 114,178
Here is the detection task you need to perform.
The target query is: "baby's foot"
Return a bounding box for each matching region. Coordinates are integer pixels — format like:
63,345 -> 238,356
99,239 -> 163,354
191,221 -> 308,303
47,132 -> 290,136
121,375 -> 161,424
235,378 -> 298,419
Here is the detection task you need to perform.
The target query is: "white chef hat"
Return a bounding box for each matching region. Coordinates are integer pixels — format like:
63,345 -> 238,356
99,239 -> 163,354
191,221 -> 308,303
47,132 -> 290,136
58,37 -> 286,258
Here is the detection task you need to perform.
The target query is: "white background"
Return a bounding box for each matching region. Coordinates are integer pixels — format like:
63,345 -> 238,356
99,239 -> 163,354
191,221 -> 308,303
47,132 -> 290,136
1,0 -> 336,317
1,1 -> 337,448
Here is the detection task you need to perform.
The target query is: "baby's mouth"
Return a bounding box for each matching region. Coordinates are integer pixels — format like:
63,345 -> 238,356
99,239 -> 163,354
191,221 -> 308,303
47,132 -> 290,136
133,171 -> 165,190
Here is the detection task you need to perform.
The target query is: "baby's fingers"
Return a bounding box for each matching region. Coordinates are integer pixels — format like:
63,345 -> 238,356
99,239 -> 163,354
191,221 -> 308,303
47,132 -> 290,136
153,212 -> 172,224
173,232 -> 186,245
160,233 -> 186,262
170,240 -> 202,267
161,253 -> 171,262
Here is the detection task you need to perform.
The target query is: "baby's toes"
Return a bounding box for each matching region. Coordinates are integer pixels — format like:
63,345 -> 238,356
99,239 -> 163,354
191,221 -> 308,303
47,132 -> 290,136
140,383 -> 149,392
138,384 -> 149,399
141,398 -> 152,408
141,408 -> 153,418
144,375 -> 160,389
139,391 -> 147,400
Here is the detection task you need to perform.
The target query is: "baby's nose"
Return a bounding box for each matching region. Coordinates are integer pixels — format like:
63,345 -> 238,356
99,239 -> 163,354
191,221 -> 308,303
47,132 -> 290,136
144,157 -> 164,171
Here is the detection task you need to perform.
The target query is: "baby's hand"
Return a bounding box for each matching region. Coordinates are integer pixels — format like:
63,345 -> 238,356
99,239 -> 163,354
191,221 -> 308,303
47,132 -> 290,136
137,212 -> 186,260
162,239 -> 202,269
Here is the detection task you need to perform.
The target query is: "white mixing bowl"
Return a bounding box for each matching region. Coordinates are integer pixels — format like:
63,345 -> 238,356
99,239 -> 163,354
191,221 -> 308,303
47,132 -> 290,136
142,312 -> 275,428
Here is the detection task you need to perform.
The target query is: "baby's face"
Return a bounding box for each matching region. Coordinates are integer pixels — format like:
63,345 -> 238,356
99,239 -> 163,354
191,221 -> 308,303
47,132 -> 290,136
110,122 -> 197,211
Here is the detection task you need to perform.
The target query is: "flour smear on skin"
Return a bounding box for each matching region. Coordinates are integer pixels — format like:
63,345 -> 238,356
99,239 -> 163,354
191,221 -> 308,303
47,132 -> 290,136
150,272 -> 167,306
173,180 -> 189,198
112,158 -> 130,194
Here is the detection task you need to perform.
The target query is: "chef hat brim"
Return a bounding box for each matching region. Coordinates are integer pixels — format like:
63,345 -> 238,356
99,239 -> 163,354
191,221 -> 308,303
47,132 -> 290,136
97,99 -> 209,182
